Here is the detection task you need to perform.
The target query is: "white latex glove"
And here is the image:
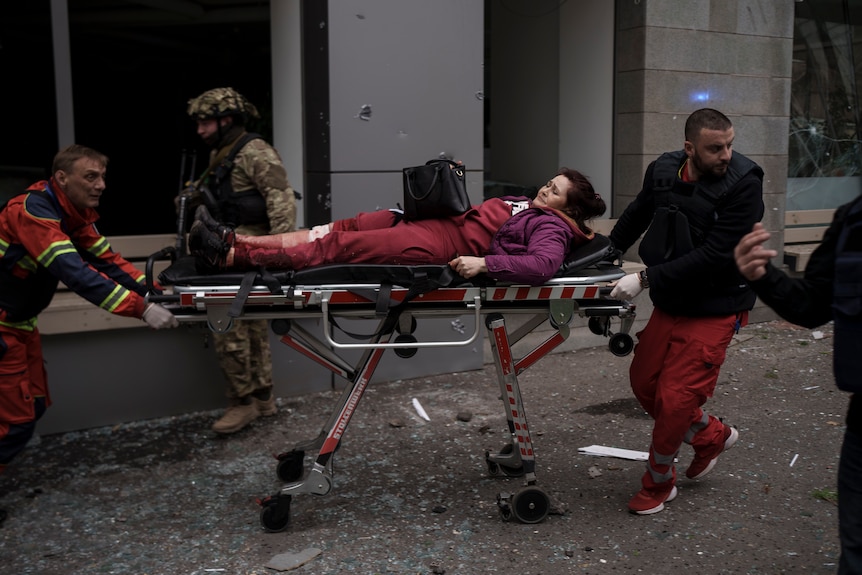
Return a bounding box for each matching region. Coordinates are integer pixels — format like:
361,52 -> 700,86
610,272 -> 644,300
142,303 -> 179,329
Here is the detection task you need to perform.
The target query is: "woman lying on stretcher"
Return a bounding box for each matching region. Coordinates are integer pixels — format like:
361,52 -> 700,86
189,167 -> 606,286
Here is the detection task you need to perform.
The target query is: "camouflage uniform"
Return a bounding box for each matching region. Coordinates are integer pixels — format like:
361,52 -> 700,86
187,87 -> 297,433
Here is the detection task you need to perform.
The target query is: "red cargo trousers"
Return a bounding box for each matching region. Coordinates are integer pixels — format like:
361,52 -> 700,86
631,307 -> 746,489
0,320 -> 49,468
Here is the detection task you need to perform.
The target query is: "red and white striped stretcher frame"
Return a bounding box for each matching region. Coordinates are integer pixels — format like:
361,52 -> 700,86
161,266 -> 634,353
151,259 -> 636,530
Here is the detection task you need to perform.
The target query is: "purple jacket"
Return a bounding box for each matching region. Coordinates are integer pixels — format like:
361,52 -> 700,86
484,203 -> 593,285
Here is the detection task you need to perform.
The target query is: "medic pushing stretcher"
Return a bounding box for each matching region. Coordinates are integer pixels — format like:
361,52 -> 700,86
152,165 -> 636,530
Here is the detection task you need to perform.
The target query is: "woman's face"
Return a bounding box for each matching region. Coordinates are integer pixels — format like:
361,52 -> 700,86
533,175 -> 574,211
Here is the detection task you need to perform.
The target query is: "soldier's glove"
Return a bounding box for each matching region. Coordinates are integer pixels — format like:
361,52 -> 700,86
609,272 -> 644,300
143,303 -> 179,329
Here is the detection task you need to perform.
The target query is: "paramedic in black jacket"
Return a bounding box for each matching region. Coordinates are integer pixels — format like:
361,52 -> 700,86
735,198 -> 862,575
608,108 -> 765,515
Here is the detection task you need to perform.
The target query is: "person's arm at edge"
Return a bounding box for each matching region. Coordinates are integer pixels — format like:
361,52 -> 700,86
736,207 -> 846,329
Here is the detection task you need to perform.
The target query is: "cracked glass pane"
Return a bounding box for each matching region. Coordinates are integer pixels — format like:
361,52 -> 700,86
789,0 -> 862,210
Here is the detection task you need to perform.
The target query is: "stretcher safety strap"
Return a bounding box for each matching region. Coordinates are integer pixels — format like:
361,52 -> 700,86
228,267 -> 283,318
326,268 -> 457,340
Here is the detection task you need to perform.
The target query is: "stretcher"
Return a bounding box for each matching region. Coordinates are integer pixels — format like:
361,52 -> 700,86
147,235 -> 636,532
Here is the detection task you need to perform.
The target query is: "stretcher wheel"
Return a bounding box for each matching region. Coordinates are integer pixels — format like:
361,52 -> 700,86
276,450 -> 305,482
588,316 -> 608,336
259,494 -> 292,533
608,332 -> 634,357
393,334 -> 418,358
511,486 -> 550,524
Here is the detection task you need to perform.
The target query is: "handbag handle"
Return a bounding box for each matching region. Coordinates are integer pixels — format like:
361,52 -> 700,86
405,164 -> 443,201
406,159 -> 464,201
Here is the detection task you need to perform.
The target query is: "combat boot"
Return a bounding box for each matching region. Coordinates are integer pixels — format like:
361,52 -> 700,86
252,388 -> 278,417
194,205 -> 235,242
211,397 -> 259,434
189,220 -> 232,271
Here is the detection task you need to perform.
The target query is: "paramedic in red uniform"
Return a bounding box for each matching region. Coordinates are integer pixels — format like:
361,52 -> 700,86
189,167 -> 607,286
0,145 -> 178,526
608,108 -> 765,514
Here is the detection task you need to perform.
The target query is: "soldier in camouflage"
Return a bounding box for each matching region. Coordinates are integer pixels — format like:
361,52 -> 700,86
185,87 -> 297,434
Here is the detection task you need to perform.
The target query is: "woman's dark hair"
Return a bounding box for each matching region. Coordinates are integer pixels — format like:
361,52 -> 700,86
557,167 -> 606,233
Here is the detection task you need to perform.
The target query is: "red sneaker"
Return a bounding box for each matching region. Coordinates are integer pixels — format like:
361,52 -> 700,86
628,485 -> 678,515
686,425 -> 739,479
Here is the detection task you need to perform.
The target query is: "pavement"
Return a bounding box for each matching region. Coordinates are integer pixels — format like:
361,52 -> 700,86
0,319 -> 848,575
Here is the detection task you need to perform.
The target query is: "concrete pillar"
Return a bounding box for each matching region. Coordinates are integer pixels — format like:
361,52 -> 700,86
613,0 -> 796,253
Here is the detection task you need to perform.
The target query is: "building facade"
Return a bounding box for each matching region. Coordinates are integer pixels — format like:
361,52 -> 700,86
1,0 -> 858,432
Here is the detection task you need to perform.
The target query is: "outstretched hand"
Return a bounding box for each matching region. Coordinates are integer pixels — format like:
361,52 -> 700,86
734,222 -> 777,281
449,255 -> 487,279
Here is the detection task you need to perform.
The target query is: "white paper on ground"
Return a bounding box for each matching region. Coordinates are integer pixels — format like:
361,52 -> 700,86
412,398 -> 431,421
578,445 -> 649,461
265,548 -> 323,571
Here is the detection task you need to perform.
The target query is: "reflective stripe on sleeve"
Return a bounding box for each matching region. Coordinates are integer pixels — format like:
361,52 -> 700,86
100,285 -> 133,313
37,240 -> 78,267
87,236 -> 111,258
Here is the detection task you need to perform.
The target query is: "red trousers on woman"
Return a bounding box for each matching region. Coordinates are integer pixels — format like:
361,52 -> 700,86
630,307 -> 746,490
233,209 -> 502,269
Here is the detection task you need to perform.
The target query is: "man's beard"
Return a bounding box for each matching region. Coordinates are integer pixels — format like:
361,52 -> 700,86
692,152 -> 729,180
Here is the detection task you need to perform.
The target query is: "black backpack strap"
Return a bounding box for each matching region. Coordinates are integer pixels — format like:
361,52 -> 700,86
651,150 -> 687,207
224,132 -> 261,168
212,133 -> 263,193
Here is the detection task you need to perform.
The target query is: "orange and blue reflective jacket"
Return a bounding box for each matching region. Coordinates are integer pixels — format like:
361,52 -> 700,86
0,179 -> 147,324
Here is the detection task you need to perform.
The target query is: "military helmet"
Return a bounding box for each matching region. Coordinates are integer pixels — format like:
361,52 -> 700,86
186,87 -> 260,120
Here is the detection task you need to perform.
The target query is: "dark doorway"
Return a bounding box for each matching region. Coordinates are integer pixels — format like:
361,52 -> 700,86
1,1 -> 274,235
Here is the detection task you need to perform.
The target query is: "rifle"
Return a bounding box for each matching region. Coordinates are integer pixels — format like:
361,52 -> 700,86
175,150 -> 196,256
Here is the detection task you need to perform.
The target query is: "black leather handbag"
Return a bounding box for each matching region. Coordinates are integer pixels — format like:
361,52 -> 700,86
402,159 -> 470,221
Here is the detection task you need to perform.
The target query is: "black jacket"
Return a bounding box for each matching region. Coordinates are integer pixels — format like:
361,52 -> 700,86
750,198 -> 861,436
610,151 -> 765,316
